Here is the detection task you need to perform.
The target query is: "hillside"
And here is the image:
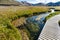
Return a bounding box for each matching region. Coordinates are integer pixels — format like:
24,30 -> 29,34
0,0 -> 60,6
32,1 -> 60,6
47,2 -> 60,6
0,0 -> 32,6
0,0 -> 20,6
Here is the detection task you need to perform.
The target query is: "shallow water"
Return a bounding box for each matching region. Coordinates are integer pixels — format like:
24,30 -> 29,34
25,12 -> 51,40
26,12 -> 50,34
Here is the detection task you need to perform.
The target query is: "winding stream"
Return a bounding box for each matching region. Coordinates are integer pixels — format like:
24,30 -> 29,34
26,12 -> 50,40
26,8 -> 55,33
26,12 -> 50,33
25,9 -> 55,40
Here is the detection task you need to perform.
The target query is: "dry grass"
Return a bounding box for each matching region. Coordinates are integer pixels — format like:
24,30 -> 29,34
0,6 -> 49,40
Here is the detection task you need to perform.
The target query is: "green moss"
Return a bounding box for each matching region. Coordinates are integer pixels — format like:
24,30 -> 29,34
45,12 -> 60,20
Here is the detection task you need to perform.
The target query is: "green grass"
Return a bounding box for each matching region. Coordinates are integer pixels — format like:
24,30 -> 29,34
0,20 -> 22,40
45,12 -> 60,20
0,6 -> 49,40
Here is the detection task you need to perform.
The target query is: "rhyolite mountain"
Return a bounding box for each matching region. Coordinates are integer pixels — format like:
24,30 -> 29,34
20,1 -> 32,6
32,1 -> 60,6
0,0 -> 60,6
31,1 -> 60,6
0,0 -> 32,6
0,0 -> 20,6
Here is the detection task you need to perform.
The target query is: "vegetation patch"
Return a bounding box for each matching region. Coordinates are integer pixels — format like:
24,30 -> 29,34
0,6 -> 49,40
0,19 -> 22,40
45,12 -> 60,20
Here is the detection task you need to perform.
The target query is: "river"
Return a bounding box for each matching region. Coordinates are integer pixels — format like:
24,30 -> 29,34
26,12 -> 50,32
25,9 -> 56,40
26,12 -> 50,40
26,8 -> 55,33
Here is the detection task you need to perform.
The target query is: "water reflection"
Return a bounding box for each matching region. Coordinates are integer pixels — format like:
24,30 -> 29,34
50,9 -> 55,13
26,12 -> 50,40
26,12 -> 49,33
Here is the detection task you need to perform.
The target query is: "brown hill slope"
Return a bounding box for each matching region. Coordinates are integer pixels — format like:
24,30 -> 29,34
0,0 -> 32,6
0,0 -> 21,6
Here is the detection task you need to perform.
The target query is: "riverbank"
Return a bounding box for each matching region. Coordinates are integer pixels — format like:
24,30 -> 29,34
0,6 -> 49,40
45,12 -> 60,20
12,12 -> 49,40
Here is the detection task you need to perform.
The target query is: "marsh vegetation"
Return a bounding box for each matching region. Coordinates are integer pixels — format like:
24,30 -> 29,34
0,5 -> 60,40
0,6 -> 49,40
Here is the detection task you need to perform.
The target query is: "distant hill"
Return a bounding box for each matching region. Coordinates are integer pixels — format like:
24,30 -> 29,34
47,2 -> 60,6
32,3 -> 45,6
46,2 -> 55,6
0,0 -> 60,6
32,3 -> 46,6
0,0 -> 20,6
32,1 -> 60,6
0,0 -> 32,6
20,1 -> 32,6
